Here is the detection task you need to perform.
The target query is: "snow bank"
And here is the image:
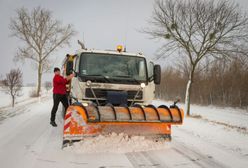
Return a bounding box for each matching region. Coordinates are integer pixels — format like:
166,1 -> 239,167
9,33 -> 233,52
64,132 -> 169,154
153,100 -> 248,129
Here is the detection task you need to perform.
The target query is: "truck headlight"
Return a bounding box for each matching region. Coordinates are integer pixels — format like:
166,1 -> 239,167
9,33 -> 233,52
140,83 -> 146,88
86,80 -> 92,86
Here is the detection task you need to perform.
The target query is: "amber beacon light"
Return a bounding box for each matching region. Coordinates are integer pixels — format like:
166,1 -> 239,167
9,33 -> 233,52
117,45 -> 123,52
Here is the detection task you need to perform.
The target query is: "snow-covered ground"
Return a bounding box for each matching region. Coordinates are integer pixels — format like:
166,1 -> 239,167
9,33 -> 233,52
0,95 -> 248,168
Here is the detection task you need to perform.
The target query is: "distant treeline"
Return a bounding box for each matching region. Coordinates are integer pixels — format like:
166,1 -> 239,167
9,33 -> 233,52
156,58 -> 248,108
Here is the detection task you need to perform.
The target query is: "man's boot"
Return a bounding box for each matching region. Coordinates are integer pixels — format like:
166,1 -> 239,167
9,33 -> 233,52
50,121 -> 57,127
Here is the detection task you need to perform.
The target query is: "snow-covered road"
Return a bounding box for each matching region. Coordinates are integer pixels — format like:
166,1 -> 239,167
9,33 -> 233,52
0,97 -> 247,168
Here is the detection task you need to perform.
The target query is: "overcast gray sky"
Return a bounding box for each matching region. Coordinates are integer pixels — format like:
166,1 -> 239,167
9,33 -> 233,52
0,0 -> 248,85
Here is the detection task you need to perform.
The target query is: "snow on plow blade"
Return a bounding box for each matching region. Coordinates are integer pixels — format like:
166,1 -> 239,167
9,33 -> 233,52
63,103 -> 184,146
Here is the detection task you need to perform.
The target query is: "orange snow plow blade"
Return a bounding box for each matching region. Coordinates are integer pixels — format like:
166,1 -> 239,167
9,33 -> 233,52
63,103 -> 184,146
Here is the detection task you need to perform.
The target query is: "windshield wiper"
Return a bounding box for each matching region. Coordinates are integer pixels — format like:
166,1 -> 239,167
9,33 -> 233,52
113,75 -> 140,84
81,74 -> 111,83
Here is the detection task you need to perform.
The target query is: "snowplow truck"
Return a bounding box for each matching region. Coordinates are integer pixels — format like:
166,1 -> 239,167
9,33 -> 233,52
62,45 -> 184,146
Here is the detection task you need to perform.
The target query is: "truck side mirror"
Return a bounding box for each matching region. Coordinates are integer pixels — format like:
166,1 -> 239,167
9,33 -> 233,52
154,64 -> 161,85
66,61 -> 73,76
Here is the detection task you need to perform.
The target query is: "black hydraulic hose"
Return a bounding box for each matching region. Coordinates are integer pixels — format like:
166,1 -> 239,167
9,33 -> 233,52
158,105 -> 173,122
106,103 -> 117,120
146,104 -> 160,120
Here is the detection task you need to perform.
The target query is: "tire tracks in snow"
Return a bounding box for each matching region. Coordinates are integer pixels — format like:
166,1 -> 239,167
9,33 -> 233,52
171,141 -> 227,168
125,140 -> 227,168
126,151 -> 166,168
173,127 -> 248,168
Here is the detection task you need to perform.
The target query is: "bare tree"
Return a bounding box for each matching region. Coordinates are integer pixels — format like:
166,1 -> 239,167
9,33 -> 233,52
1,69 -> 23,107
10,7 -> 75,96
146,0 -> 248,115
158,56 -> 248,108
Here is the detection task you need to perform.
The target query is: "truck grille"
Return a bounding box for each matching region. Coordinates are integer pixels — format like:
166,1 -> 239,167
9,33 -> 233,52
85,88 -> 143,100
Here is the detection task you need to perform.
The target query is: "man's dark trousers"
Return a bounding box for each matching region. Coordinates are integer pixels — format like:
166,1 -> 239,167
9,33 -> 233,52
50,93 -> 69,122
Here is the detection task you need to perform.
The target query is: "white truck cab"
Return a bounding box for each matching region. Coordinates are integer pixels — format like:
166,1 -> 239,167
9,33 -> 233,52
63,46 -> 161,106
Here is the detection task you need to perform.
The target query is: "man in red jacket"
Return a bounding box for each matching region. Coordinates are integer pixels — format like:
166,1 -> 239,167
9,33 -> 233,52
50,67 -> 74,127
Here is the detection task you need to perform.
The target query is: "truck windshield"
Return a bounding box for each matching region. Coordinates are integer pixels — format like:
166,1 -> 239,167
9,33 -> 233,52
79,53 -> 147,84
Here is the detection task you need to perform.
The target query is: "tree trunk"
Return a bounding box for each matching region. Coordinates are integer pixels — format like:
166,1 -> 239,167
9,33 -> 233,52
185,79 -> 192,116
185,66 -> 195,116
239,90 -> 242,107
11,95 -> 15,107
36,62 -> 42,96
209,92 -> 213,105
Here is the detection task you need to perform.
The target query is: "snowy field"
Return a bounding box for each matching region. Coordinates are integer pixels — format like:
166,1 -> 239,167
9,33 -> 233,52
0,87 -> 34,107
0,87 -> 49,123
0,92 -> 248,168
0,86 -> 49,108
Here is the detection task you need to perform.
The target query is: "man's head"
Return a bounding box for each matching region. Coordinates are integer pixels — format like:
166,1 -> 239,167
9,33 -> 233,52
54,67 -> 60,75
